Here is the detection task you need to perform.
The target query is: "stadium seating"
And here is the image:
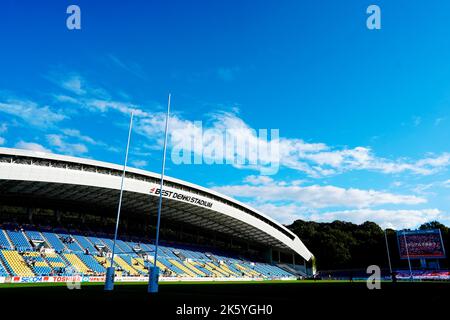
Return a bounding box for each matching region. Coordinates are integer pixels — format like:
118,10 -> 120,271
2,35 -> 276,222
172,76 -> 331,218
117,240 -> 134,255
168,259 -> 197,277
114,255 -> 139,276
0,230 -> 12,250
72,235 -> 98,254
184,260 -> 207,277
23,252 -> 52,276
42,232 -> 66,252
58,233 -> 83,252
45,252 -> 68,268
0,226 -> 297,279
76,253 -> 105,273
24,230 -> 44,241
0,256 -> 10,276
0,250 -> 34,276
130,258 -> 147,275
63,253 -> 90,274
6,230 -> 33,251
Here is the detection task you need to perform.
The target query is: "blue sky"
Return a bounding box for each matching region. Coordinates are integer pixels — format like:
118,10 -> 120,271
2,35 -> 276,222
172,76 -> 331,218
0,0 -> 449,229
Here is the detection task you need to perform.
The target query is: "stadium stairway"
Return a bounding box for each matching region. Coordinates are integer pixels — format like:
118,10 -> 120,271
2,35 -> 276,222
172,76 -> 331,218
0,250 -> 34,276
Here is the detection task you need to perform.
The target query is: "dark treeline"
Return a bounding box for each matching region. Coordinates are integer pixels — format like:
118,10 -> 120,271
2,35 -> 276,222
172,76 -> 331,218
287,220 -> 449,271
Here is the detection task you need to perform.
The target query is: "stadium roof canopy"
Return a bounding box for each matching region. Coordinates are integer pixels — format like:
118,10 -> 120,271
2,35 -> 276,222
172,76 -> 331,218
0,147 -> 313,261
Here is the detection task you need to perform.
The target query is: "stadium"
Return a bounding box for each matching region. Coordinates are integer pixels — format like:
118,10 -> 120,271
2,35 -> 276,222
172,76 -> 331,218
0,147 -> 314,285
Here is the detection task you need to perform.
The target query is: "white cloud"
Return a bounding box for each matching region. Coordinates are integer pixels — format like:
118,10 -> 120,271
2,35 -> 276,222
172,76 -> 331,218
247,201 -> 441,229
62,129 -> 97,145
243,175 -> 274,185
213,177 -> 426,209
42,73 -> 450,178
131,159 -> 148,168
15,141 -> 51,153
167,111 -> 450,177
61,75 -> 86,95
0,99 -> 65,128
311,208 -> 441,230
46,134 -> 88,156
0,137 -> 5,145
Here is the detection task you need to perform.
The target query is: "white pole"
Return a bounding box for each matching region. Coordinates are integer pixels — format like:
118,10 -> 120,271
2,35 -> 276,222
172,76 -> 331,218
153,93 -> 170,267
403,230 -> 413,280
148,94 -> 171,293
109,112 -> 134,268
384,229 -> 392,275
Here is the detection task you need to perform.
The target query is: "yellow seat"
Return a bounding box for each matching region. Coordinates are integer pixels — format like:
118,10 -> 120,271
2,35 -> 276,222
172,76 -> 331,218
219,262 -> 238,276
64,253 -> 90,274
184,260 -> 206,276
168,259 -> 195,277
193,261 -> 222,277
1,250 -> 34,276
131,258 -> 148,274
114,256 -> 139,276
235,263 -> 260,277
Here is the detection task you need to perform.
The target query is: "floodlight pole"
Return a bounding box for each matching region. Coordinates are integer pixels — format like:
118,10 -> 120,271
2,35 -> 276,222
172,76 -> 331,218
403,230 -> 413,280
104,111 -> 134,291
384,229 -> 392,276
148,93 -> 171,293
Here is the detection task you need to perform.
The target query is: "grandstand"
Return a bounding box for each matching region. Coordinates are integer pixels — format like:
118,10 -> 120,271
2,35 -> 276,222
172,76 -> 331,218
0,225 -> 296,279
0,148 -> 314,283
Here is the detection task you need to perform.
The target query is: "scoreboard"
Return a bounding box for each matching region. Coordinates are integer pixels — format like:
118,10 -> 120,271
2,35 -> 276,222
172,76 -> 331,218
397,229 -> 446,259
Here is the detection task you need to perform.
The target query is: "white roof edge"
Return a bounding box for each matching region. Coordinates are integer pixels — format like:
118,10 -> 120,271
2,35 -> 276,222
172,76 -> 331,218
0,147 -> 306,253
